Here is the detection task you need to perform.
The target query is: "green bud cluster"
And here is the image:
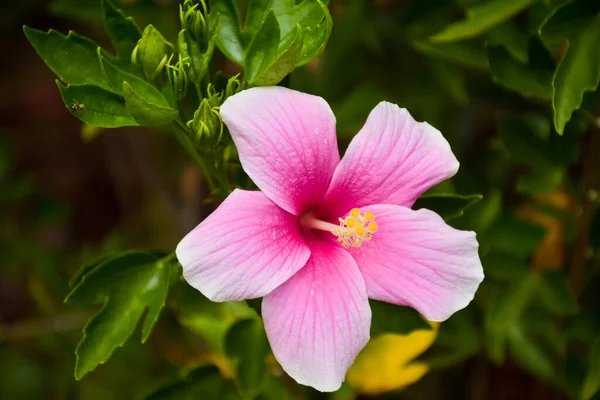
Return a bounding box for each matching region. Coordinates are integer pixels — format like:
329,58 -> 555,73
188,99 -> 223,146
131,25 -> 174,82
179,0 -> 210,48
186,75 -> 246,148
178,0 -> 219,86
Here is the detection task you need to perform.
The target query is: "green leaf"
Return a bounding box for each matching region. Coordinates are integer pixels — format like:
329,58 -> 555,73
507,323 -> 555,380
99,52 -> 170,105
485,216 -> 546,259
142,365 -> 240,400
481,252 -> 529,282
56,81 -> 139,128
225,318 -> 270,399
369,300 -> 431,336
419,309 -> 480,369
582,336 -> 600,400
123,82 -> 178,126
65,252 -> 173,380
487,273 -> 539,333
488,37 -> 555,100
536,271 -> 579,315
411,39 -> 489,70
255,376 -> 293,400
245,10 -> 281,84
430,0 -> 539,43
254,25 -> 304,86
211,0 -> 245,64
488,22 -> 529,63
431,60 -> 470,105
23,27 -> 111,90
102,0 -> 141,59
413,193 -> 483,221
550,13 -> 600,134
500,116 -> 554,167
68,256 -> 108,288
179,300 -> 255,353
212,0 -> 331,78
517,168 -> 563,195
485,272 -> 539,363
291,0 -> 333,66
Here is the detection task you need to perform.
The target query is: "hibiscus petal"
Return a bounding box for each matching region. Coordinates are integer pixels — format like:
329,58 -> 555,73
176,189 -> 311,302
319,102 -> 459,218
221,87 -> 339,216
262,240 -> 371,392
347,205 -> 483,322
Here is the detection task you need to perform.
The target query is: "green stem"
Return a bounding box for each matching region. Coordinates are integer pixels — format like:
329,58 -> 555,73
171,119 -> 218,192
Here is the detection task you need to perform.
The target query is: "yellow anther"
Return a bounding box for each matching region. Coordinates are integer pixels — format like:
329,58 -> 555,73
333,208 -> 377,248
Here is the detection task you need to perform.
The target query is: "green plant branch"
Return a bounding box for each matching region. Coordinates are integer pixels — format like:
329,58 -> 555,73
172,118 -> 218,192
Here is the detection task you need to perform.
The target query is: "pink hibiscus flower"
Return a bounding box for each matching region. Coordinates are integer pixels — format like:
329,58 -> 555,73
176,87 -> 484,392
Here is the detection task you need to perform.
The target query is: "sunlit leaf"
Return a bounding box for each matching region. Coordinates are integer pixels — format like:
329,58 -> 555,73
346,324 -> 438,395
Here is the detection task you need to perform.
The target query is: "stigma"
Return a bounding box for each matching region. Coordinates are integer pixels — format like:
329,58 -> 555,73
333,208 -> 377,248
300,208 -> 378,248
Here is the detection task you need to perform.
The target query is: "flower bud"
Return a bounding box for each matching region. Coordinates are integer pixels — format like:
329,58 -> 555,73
187,99 -> 223,146
225,74 -> 247,99
166,55 -> 189,100
134,25 -> 173,82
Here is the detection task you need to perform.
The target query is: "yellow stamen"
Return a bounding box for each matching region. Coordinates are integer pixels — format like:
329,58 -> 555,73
368,222 -> 377,232
299,209 -> 378,249
332,208 -> 377,248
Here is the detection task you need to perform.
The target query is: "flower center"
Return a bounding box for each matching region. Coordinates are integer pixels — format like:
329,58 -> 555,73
300,208 -> 377,248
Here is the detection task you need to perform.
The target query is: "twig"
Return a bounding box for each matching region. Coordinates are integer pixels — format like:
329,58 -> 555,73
0,311 -> 90,341
569,126 -> 600,297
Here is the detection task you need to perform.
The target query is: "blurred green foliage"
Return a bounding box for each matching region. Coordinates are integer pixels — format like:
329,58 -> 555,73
3,0 -> 600,398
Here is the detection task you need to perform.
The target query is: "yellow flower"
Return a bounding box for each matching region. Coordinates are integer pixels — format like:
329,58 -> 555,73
346,323 -> 439,395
